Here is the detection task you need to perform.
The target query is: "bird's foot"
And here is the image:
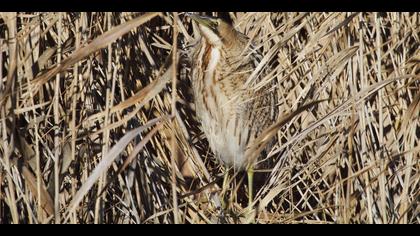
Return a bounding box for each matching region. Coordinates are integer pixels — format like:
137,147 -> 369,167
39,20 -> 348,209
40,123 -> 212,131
241,205 -> 257,224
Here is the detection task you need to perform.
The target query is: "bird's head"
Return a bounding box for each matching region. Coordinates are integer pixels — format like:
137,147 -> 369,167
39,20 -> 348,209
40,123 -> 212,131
188,13 -> 235,47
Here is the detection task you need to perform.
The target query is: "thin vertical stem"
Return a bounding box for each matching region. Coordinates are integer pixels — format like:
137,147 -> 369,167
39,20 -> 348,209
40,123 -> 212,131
375,12 -> 387,224
69,11 -> 82,224
95,12 -> 113,224
53,12 -> 63,223
170,12 -> 179,224
3,13 -> 20,224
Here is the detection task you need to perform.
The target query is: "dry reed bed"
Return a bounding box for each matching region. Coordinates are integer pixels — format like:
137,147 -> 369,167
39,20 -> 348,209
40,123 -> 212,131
0,12 -> 418,224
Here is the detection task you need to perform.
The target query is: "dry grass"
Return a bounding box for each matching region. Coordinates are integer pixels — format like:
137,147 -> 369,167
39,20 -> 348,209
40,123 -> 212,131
0,12 -> 418,224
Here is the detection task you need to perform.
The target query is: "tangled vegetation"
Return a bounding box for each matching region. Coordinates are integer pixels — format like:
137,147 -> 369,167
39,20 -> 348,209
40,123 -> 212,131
0,12 -> 418,224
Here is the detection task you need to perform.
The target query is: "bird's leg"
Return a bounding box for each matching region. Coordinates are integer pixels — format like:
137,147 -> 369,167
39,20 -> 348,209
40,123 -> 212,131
243,166 -> 258,223
247,166 -> 254,208
222,170 -> 229,191
220,170 -> 230,210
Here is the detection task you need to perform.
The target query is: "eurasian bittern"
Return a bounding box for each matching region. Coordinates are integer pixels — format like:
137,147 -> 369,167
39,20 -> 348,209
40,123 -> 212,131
188,13 -> 278,209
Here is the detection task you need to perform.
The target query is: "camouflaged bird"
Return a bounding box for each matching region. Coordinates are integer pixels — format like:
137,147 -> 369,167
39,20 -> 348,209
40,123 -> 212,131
189,14 -> 278,171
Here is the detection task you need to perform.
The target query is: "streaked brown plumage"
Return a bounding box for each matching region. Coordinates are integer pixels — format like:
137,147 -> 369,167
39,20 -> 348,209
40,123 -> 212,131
189,14 -> 278,171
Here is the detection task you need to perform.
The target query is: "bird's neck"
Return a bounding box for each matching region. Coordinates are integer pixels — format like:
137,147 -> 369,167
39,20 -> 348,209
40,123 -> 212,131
199,27 -> 239,50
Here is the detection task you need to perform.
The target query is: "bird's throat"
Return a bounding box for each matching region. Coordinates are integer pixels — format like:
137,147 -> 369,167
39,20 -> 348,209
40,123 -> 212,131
199,25 -> 223,47
205,48 -> 220,82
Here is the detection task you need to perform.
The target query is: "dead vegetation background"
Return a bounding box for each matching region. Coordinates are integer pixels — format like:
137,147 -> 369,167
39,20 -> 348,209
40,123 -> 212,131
0,12 -> 418,224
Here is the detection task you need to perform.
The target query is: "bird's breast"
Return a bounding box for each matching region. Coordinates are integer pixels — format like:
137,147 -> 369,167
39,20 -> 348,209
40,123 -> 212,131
192,42 -> 252,169
204,47 -> 220,85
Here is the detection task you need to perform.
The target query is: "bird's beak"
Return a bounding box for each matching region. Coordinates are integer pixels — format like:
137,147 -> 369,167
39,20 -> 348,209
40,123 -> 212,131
187,13 -> 218,31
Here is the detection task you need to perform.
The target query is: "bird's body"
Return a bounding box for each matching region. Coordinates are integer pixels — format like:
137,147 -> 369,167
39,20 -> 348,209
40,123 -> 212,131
190,15 -> 278,170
